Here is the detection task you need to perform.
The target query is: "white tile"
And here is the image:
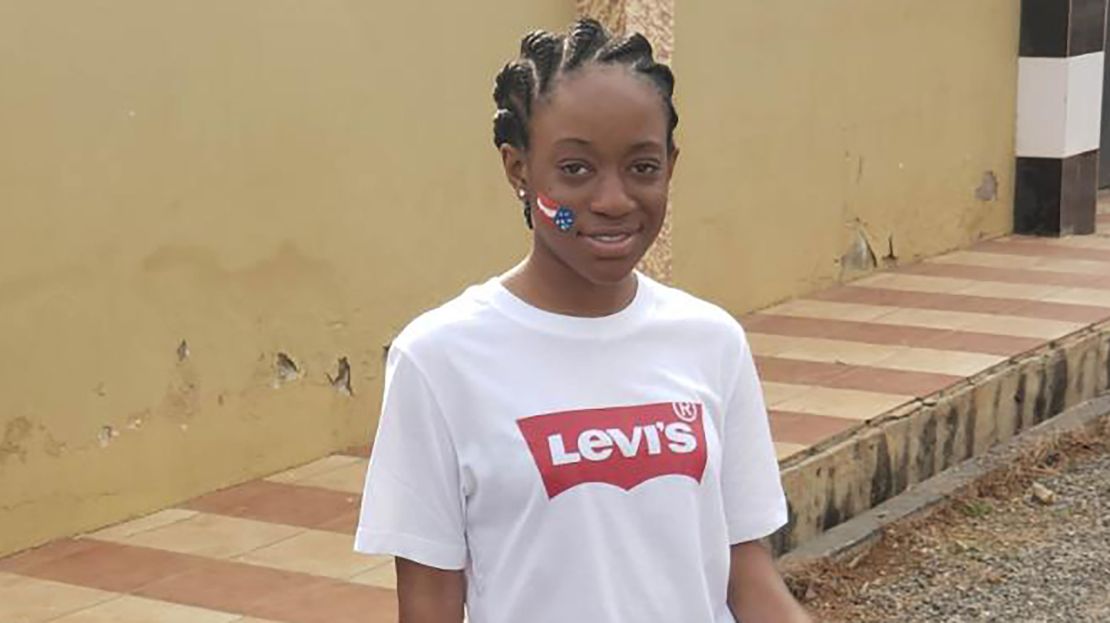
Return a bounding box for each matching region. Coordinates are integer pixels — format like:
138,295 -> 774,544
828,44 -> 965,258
762,299 -> 895,323
0,572 -> 117,623
760,382 -> 812,407
771,386 -> 913,421
349,560 -> 397,590
1044,287 -> 1110,307
51,595 -> 239,623
1016,53 -> 1103,158
1065,52 -> 1104,157
265,455 -> 362,486
93,513 -> 302,559
87,509 -> 199,540
774,442 -> 809,461
234,529 -> 382,579
930,251 -> 1110,275
1016,56 -> 1069,158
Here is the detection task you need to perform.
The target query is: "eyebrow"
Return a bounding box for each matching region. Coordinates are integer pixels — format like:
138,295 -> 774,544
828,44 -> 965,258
552,138 -> 664,153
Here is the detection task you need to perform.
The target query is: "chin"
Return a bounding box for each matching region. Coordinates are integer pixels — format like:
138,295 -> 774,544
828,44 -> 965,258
578,258 -> 642,286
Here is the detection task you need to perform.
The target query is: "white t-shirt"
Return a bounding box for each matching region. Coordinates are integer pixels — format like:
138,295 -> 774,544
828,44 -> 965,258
355,273 -> 788,623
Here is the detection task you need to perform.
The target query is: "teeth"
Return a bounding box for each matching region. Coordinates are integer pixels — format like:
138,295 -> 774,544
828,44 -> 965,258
590,233 -> 629,242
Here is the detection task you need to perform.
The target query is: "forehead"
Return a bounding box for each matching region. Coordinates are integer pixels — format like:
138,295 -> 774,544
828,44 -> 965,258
530,65 -> 667,150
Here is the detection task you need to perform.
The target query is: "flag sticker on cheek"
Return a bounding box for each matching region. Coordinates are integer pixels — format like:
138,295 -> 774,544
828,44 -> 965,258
534,193 -> 576,232
517,402 -> 708,499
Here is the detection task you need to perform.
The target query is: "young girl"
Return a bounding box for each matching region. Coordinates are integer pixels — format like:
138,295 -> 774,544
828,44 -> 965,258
355,19 -> 811,623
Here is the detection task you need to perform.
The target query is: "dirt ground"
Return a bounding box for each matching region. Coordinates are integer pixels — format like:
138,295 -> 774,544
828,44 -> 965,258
785,416 -> 1110,623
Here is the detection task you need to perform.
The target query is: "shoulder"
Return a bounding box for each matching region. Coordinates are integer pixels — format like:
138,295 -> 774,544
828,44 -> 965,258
388,277 -> 501,361
640,273 -> 749,349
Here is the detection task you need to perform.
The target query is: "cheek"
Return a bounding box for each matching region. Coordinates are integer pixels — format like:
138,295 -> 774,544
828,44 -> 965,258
634,184 -> 669,217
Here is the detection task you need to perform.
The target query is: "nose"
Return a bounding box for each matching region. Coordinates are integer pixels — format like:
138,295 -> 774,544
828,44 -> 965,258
587,171 -> 636,219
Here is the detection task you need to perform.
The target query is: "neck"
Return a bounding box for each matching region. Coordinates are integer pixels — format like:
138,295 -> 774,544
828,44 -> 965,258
502,253 -> 637,318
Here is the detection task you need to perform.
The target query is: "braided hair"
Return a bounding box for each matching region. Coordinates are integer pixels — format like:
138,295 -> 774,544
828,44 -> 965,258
492,18 -> 678,155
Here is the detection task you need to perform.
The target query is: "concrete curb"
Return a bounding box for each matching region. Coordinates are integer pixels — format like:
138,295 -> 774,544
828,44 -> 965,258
770,321 -> 1110,555
777,391 -> 1110,571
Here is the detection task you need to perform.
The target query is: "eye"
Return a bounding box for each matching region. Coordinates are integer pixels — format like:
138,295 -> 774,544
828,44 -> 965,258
631,161 -> 661,176
558,161 -> 592,176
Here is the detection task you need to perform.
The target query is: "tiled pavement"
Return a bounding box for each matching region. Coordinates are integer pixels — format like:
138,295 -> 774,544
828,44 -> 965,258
3,204 -> 1110,622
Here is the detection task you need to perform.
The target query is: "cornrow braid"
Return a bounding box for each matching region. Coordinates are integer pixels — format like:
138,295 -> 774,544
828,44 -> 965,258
491,18 -> 678,153
563,18 -> 609,70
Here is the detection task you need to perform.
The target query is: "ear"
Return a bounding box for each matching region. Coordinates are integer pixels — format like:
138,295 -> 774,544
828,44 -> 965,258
500,143 -> 529,195
665,146 -> 680,183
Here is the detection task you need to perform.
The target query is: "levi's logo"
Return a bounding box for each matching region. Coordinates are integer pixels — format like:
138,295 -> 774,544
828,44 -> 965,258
517,402 -> 708,499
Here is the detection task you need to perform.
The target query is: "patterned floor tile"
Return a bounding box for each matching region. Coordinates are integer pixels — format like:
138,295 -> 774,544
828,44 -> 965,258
87,509 -> 199,541
182,481 -> 360,532
930,250 -> 1110,275
769,411 -> 859,446
234,529 -> 382,579
0,572 -> 117,623
94,513 -> 302,560
748,334 -> 1005,376
50,594 -> 240,623
773,442 -> 809,461
755,357 -> 961,397
348,560 -> 397,590
289,461 -> 367,495
4,539 -> 205,594
762,384 -> 912,421
265,456 -> 362,487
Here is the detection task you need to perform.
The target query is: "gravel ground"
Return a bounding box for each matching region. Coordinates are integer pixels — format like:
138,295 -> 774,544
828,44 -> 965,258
790,417 -> 1110,623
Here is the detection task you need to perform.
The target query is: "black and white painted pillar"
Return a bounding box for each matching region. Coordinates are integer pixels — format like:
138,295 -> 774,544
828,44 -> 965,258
1015,0 -> 1107,236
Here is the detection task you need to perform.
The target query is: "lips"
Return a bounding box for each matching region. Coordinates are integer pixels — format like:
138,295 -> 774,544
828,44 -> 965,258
578,228 -> 641,257
587,232 -> 632,243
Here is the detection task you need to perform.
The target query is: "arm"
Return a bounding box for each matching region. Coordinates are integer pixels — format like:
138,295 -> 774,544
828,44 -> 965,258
727,540 -> 811,623
396,557 -> 465,623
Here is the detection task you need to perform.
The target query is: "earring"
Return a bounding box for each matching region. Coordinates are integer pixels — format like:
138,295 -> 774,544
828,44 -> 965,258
518,188 -> 534,230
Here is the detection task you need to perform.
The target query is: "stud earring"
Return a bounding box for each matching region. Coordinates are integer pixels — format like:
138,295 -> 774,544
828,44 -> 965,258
518,188 -> 534,229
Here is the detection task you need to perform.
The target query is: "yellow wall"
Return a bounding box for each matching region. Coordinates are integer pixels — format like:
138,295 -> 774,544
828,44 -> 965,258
672,1 -> 1020,312
0,1 -> 573,556
1,1 -> 1026,556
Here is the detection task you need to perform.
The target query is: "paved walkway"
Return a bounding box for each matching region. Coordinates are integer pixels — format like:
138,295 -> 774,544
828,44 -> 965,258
3,203 -> 1110,622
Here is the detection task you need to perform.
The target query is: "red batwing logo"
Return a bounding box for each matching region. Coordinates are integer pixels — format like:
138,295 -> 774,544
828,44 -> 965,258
517,402 -> 708,499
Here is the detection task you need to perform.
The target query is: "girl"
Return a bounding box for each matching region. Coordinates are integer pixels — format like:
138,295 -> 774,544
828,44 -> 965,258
356,18 -> 811,623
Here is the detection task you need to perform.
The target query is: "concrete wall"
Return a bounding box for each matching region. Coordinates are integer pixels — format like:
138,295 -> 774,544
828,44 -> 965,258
672,1 -> 1021,312
0,0 -> 573,556
1,0 -> 1028,556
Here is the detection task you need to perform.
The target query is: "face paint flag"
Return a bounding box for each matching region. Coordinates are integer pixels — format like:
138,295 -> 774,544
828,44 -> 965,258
535,193 -> 576,232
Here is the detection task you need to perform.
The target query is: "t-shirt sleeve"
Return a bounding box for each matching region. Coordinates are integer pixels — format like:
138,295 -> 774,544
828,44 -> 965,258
720,327 -> 789,544
353,346 -> 467,570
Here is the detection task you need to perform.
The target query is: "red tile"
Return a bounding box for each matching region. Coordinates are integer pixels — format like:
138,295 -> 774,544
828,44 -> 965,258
769,411 -> 860,446
922,332 -> 1043,358
900,261 -> 1101,288
741,314 -> 1035,356
339,444 -> 372,459
977,238 -> 1110,263
4,539 -> 205,593
135,555 -> 330,616
755,357 -> 849,386
755,357 -> 960,397
831,366 -> 960,397
811,286 -> 1110,323
9,539 -> 401,623
315,509 -> 360,535
0,539 -> 98,574
181,481 -> 359,533
250,579 -> 398,623
1008,299 -> 1110,323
